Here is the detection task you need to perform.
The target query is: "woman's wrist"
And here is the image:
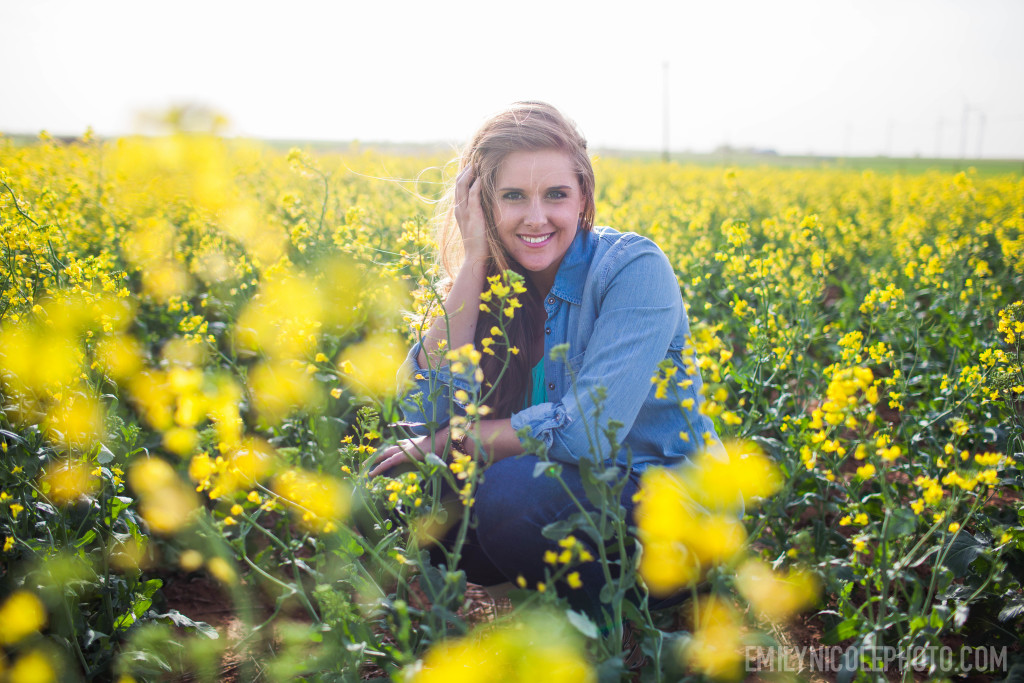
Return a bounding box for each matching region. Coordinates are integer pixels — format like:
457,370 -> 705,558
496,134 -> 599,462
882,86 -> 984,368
432,426 -> 450,455
462,250 -> 490,273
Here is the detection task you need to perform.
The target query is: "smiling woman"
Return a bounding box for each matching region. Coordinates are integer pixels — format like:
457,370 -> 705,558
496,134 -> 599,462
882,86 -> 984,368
368,101 -> 722,654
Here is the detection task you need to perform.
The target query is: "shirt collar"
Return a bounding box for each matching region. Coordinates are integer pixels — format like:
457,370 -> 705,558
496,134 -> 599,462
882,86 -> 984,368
549,228 -> 597,305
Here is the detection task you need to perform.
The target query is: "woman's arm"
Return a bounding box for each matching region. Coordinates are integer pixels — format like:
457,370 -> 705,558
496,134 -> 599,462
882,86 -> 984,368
368,417 -> 522,477
417,168 -> 490,369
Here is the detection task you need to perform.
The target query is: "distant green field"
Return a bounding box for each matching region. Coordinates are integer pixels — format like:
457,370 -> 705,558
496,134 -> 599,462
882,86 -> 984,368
594,149 -> 1024,177
5,131 -> 1022,177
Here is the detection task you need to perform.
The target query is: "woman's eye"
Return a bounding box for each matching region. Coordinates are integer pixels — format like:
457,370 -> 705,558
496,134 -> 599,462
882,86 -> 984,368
547,190 -> 568,200
502,191 -> 524,201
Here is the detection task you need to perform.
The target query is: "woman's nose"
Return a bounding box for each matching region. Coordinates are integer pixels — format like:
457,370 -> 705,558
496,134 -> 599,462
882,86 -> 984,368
524,199 -> 544,226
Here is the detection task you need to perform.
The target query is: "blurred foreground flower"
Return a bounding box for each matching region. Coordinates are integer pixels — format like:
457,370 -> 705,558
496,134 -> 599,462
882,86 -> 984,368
128,458 -> 199,534
190,438 -> 278,499
685,597 -> 745,681
272,468 -> 351,534
0,591 -> 47,645
409,611 -> 593,683
43,394 -> 106,449
635,440 -> 781,595
735,558 -> 819,621
339,332 -> 411,398
248,360 -> 320,423
5,649 -> 57,683
41,460 -> 98,504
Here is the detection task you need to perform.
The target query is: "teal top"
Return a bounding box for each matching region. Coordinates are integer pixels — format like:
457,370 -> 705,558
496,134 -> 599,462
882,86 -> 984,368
526,360 -> 546,409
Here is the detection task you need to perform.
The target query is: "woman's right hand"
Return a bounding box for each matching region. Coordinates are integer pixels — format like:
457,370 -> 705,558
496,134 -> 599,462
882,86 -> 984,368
453,166 -> 490,263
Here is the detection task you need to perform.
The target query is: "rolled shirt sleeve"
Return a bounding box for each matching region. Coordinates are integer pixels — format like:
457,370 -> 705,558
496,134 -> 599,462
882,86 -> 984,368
398,340 -> 473,428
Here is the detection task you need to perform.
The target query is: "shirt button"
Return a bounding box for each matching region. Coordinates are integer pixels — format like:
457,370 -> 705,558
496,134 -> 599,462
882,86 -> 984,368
545,326 -> 552,335
547,382 -> 555,390
547,297 -> 555,305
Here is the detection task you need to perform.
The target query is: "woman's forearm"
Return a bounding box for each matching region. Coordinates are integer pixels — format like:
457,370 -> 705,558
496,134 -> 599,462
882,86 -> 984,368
417,255 -> 489,369
457,418 -> 523,465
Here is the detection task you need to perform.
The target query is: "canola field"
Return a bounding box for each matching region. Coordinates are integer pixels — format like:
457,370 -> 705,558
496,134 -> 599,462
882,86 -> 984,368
0,131 -> 1023,682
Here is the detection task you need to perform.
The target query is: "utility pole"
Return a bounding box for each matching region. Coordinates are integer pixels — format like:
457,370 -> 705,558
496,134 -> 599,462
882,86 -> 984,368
960,102 -> 970,160
662,61 -> 670,162
976,111 -> 986,159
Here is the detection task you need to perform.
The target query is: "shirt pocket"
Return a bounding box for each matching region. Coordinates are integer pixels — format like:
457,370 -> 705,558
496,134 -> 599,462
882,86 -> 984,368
566,350 -> 586,380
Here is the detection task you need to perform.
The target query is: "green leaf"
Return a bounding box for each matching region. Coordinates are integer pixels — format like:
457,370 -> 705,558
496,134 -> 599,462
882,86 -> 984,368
942,531 -> 985,577
889,508 -> 917,537
835,642 -> 861,683
1000,662 -> 1024,683
151,610 -> 220,639
97,443 -> 115,464
907,545 -> 941,569
998,596 -> 1024,622
75,529 -> 97,549
533,460 -> 555,478
566,609 -> 598,639
822,619 -> 858,644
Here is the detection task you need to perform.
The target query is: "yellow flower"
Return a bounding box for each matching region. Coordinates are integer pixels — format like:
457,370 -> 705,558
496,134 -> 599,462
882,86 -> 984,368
129,457 -> 199,534
272,467 -> 351,533
684,440 -> 782,511
207,556 -> 237,585
0,592 -> 47,645
163,426 -> 199,457
735,559 -> 819,621
411,611 -> 592,683
686,597 -> 744,681
567,572 -> 583,589
179,549 -> 204,571
7,650 -> 56,683
41,460 -> 98,504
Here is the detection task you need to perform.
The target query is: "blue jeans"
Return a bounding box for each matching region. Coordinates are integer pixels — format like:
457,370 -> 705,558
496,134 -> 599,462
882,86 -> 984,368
430,455 -> 678,619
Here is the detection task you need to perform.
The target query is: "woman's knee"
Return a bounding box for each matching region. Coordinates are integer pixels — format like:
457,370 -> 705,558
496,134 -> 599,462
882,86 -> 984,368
473,456 -> 539,530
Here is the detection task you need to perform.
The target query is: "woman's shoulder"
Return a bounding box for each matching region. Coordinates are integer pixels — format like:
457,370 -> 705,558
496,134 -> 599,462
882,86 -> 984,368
589,226 -> 672,275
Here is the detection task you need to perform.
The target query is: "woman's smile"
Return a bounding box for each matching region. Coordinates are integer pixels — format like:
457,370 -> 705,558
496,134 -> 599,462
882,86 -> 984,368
518,232 -> 554,246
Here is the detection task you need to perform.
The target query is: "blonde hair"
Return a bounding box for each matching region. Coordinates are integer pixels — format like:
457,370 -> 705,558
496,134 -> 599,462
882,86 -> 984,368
436,101 -> 596,280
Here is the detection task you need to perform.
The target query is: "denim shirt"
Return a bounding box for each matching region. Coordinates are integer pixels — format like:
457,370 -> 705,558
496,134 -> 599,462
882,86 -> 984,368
400,226 -> 723,473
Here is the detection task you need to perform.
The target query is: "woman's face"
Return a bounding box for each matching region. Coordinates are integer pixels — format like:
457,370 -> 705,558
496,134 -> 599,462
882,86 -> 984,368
491,148 -> 583,292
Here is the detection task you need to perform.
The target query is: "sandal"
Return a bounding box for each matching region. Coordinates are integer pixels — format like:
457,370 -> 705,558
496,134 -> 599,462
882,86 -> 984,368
622,621 -> 649,675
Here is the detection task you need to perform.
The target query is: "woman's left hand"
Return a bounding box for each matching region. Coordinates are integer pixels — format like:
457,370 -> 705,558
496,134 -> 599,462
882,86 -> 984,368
368,433 -> 440,478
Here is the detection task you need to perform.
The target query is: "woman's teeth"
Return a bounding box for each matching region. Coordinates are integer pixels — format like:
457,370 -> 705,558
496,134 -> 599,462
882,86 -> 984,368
520,234 -> 551,244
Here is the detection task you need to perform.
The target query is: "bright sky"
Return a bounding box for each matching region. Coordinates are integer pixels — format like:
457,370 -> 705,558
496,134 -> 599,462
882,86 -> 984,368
4,0 -> 1024,158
